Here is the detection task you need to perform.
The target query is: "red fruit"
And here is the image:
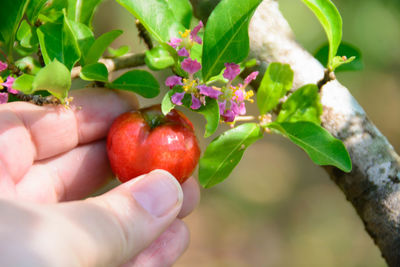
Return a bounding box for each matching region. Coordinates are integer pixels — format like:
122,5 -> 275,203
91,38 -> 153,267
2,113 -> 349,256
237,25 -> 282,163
107,104 -> 201,184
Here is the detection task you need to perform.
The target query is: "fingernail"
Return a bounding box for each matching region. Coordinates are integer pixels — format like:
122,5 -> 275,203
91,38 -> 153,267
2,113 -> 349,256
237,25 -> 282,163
130,170 -> 183,217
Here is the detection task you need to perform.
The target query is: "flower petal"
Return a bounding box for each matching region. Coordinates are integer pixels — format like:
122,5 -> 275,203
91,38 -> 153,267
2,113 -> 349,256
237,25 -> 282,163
190,21 -> 203,44
171,92 -> 185,105
222,109 -> 235,122
0,61 -> 7,72
0,93 -> 8,104
2,76 -> 17,94
244,71 -> 259,85
223,63 -> 240,81
191,94 -> 201,109
218,100 -> 226,115
168,37 -> 182,49
198,84 -> 222,99
234,89 -> 244,101
177,47 -> 189,57
165,75 -> 183,89
181,58 -> 201,75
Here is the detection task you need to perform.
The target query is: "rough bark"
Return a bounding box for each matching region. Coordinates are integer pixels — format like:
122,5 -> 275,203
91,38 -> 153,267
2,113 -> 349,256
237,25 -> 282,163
248,1 -> 400,265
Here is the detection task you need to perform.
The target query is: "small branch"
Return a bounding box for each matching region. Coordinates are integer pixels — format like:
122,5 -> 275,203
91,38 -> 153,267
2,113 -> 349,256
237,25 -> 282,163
71,52 -> 146,79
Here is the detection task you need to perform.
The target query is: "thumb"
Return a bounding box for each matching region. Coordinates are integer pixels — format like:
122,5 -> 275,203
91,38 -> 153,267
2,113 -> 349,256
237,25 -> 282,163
55,169 -> 183,266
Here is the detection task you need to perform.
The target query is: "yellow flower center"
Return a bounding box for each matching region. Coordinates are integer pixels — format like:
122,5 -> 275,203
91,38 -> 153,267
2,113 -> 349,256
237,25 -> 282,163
179,29 -> 191,38
0,77 -> 4,90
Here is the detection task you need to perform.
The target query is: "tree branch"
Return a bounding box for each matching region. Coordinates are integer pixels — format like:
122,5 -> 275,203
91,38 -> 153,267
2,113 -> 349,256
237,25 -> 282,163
247,1 -> 400,265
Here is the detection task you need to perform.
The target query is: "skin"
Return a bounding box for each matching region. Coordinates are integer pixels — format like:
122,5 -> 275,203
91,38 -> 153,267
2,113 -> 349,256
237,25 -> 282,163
0,88 -> 200,267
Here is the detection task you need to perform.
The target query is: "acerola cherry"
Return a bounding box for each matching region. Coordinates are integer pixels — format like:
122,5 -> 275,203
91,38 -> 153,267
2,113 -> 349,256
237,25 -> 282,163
107,104 -> 201,184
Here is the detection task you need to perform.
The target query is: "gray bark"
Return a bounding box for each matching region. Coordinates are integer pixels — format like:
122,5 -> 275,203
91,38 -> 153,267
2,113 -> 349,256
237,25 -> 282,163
248,1 -> 400,265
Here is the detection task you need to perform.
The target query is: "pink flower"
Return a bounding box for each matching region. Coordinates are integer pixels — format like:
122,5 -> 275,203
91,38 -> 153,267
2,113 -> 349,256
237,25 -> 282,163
234,89 -> 244,101
171,92 -> 185,105
223,63 -> 240,81
0,93 -> 8,104
165,75 -> 183,89
231,100 -> 246,116
244,71 -> 259,85
197,85 -> 222,99
177,47 -> 189,57
168,37 -> 182,49
191,94 -> 201,109
222,109 -> 235,122
181,58 -> 201,75
2,76 -> 17,94
190,21 -> 203,44
0,61 -> 7,72
219,100 -> 226,115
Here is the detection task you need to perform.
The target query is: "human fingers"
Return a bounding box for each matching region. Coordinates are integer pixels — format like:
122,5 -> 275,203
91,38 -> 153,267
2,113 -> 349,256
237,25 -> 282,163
0,170 -> 183,267
16,140 -> 112,203
178,177 -> 200,218
124,219 -> 190,267
0,87 -> 137,182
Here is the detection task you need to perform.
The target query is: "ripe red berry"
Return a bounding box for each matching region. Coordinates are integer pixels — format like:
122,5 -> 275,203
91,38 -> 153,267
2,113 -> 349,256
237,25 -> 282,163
107,104 -> 201,184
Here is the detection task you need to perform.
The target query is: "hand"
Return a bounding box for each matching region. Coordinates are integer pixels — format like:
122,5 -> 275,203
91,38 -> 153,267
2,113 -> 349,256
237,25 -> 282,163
0,88 -> 200,266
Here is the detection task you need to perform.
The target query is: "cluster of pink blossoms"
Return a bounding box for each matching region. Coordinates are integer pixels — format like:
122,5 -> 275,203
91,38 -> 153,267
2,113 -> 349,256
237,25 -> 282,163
165,22 -> 258,123
0,61 -> 18,104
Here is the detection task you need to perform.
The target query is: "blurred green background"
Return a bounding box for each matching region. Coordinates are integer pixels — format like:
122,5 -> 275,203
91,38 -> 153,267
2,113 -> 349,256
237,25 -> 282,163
91,0 -> 400,266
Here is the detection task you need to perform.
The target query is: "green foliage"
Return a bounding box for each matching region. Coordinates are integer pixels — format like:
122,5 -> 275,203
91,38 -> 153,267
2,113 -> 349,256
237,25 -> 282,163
84,30 -> 122,65
145,46 -> 175,70
37,12 -> 81,70
276,84 -> 322,124
32,59 -> 72,102
67,0 -> 103,27
302,0 -> 342,70
107,70 -> 160,98
268,121 -> 352,172
314,42 -> 363,72
161,88 -> 180,115
199,123 -> 263,188
13,74 -> 35,94
108,45 -> 130,58
166,0 -> 193,29
15,56 -> 42,74
80,63 -> 108,82
195,98 -> 220,137
0,0 -> 30,57
116,0 -> 185,43
16,20 -> 38,49
202,0 -> 262,81
26,0 -> 48,24
68,21 -> 95,64
257,63 -> 294,114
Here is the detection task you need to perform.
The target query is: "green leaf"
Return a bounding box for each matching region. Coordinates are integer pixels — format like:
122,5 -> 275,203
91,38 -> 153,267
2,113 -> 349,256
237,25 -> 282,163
67,0 -> 103,27
276,84 -> 322,124
195,98 -> 220,137
108,45 -> 130,58
68,20 -> 95,64
26,0 -> 48,24
0,0 -> 30,57
302,0 -> 342,69
32,59 -> 71,102
145,46 -> 175,70
166,0 -> 193,29
13,74 -> 36,94
15,56 -> 42,75
331,55 -> 355,71
37,12 -> 81,70
161,89 -> 178,115
199,123 -> 263,188
84,30 -> 122,65
80,63 -> 108,82
314,42 -> 363,72
107,70 -> 160,98
257,62 -> 294,114
202,0 -> 262,81
16,20 -> 38,48
116,0 -> 185,43
268,121 -> 352,172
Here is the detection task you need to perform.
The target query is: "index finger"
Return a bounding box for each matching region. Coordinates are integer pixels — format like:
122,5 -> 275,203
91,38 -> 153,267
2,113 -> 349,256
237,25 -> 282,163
0,87 -> 137,181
